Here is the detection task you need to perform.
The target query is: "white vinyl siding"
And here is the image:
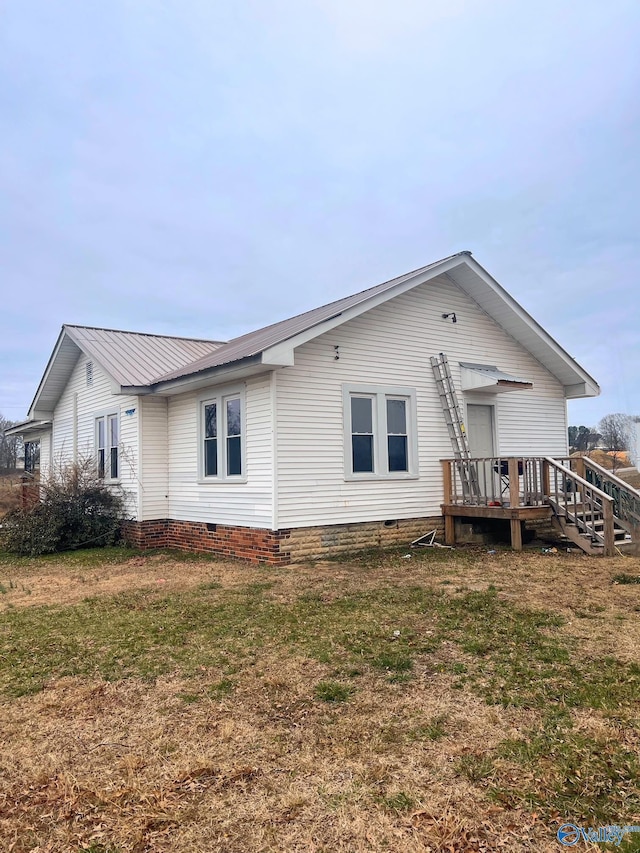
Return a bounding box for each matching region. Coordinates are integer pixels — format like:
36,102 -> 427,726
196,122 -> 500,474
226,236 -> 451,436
51,355 -> 140,518
139,396 -> 169,520
166,373 -> 273,528
275,273 -> 568,528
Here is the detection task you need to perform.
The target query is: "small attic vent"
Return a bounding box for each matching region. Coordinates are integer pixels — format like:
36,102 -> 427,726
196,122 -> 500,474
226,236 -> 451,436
86,361 -> 93,387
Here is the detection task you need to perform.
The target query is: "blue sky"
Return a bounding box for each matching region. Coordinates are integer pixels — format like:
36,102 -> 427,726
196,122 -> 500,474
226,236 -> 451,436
1,0 -> 638,427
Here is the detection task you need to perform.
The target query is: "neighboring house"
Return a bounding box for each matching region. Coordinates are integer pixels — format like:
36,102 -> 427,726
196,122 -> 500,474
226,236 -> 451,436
10,251 -> 607,561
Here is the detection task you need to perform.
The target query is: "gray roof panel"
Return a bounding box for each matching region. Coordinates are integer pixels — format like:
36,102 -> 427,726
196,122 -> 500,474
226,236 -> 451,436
65,326 -> 224,386
153,253 -> 467,383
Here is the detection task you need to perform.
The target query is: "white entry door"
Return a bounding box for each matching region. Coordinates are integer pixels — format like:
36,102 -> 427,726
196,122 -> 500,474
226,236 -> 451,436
466,404 -> 495,458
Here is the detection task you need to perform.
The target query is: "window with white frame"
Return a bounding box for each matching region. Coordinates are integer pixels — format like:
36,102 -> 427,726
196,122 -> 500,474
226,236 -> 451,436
96,412 -> 119,480
200,390 -> 245,480
344,385 -> 417,479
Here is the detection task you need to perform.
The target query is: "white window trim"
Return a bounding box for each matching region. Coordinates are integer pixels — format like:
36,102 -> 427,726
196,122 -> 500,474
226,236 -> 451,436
343,384 -> 419,481
94,408 -> 120,483
197,385 -> 247,484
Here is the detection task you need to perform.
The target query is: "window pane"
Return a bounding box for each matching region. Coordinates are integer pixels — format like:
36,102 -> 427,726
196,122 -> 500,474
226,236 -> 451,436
109,415 -> 118,447
386,399 -> 406,434
205,403 -> 217,438
205,438 -> 218,476
227,436 -> 242,475
227,398 -> 241,437
388,435 -> 408,472
352,435 -> 374,473
110,447 -> 119,479
97,419 -> 105,449
98,448 -> 105,479
351,397 -> 372,433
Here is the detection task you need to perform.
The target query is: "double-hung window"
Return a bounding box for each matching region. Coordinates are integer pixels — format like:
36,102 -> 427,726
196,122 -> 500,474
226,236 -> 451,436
200,389 -> 245,480
96,412 -> 119,480
344,385 -> 417,479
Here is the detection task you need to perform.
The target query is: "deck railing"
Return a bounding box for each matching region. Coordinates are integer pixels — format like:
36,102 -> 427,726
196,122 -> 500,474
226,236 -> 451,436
440,455 -> 619,556
574,457 -> 640,539
544,457 -> 615,556
441,456 -> 546,508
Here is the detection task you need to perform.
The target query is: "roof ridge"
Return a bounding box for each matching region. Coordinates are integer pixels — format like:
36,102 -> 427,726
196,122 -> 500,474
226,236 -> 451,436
64,324 -> 226,345
215,252 -> 469,347
150,251 -> 470,384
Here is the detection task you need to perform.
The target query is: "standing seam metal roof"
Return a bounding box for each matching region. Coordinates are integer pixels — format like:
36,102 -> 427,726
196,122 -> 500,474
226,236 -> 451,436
152,252 -> 467,383
64,326 -> 225,387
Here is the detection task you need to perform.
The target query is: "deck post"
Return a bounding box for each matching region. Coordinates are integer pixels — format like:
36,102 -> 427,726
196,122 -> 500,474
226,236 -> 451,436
574,456 -> 586,480
602,498 -> 615,557
542,459 -> 550,499
444,512 -> 456,546
508,458 -> 520,509
510,516 -> 523,551
441,460 -> 452,504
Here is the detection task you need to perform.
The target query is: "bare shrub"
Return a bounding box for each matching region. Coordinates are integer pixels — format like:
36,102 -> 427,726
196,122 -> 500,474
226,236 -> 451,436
1,458 -> 127,556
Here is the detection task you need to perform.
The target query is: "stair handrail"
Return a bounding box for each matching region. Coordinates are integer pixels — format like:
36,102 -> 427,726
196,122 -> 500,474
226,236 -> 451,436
581,457 -> 640,531
544,457 -> 616,556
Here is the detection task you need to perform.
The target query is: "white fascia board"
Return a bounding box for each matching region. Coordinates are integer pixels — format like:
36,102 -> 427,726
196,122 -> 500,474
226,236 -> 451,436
149,356 -> 269,396
460,258 -> 601,394
564,382 -> 599,399
260,255 -> 469,365
27,327 -> 69,418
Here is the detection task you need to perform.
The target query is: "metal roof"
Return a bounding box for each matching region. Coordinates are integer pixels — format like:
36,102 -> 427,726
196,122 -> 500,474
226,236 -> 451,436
154,252 -> 468,383
25,250 -> 600,417
28,326 -> 224,416
64,325 -> 224,386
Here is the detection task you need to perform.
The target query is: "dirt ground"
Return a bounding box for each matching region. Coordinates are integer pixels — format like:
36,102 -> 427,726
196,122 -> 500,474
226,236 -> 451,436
0,547 -> 638,853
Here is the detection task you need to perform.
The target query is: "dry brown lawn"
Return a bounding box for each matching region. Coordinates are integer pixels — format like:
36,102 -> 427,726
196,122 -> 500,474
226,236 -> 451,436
0,546 -> 638,852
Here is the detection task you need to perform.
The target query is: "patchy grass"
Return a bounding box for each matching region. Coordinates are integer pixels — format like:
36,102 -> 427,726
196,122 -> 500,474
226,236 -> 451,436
0,546 -> 639,851
614,573 -> 640,585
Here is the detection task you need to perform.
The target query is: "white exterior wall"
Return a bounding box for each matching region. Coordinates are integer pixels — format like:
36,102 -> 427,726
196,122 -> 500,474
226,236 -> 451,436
50,355 -> 140,518
166,373 -> 273,528
38,431 -> 52,481
275,274 -> 568,528
139,395 -> 169,520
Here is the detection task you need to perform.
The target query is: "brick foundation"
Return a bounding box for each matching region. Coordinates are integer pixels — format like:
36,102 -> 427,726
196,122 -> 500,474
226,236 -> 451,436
123,519 -> 291,564
123,515 -> 446,564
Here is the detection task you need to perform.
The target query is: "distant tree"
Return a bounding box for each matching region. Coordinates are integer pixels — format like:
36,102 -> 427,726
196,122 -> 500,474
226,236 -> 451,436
0,415 -> 22,473
568,425 -> 599,453
598,413 -> 632,471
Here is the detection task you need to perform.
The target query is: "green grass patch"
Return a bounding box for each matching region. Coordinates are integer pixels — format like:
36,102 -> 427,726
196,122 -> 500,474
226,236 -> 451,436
380,791 -> 415,812
207,677 -> 236,698
493,711 -> 640,825
314,681 -> 353,703
613,573 -> 640,585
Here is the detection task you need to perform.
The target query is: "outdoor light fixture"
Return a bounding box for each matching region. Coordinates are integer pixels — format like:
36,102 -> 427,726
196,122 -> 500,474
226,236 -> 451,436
442,312 -> 457,323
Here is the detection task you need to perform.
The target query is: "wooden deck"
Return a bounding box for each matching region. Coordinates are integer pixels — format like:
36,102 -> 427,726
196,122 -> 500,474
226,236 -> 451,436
441,502 -> 552,550
438,454 -> 640,555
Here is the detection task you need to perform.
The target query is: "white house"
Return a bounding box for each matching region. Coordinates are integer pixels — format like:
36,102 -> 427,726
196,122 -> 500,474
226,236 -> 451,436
9,252 -> 602,561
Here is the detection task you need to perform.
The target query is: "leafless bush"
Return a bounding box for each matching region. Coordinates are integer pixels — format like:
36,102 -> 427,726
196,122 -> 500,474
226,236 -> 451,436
1,457 -> 127,556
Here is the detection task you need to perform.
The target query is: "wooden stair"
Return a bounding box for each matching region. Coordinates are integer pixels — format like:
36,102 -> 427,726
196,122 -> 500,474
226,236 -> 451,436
546,457 -> 640,556
550,496 -> 632,555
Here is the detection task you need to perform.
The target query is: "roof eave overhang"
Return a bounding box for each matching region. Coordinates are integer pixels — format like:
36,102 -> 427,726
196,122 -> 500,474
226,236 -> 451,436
27,327 -> 70,418
260,255 -> 471,366
564,381 -> 599,399
147,354 -> 270,396
454,258 -> 600,397
5,419 -> 52,437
